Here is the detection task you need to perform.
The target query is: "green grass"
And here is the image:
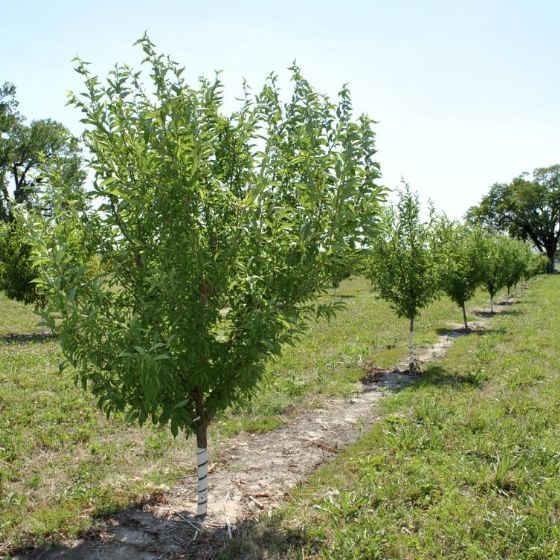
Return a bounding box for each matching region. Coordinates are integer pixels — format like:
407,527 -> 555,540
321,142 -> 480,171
219,276 -> 490,436
0,278 -> 495,550
0,294 -> 44,335
222,275 -> 560,559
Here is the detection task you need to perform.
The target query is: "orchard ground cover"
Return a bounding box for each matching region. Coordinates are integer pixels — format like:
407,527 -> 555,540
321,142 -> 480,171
0,276 -> 491,551
222,274 -> 560,560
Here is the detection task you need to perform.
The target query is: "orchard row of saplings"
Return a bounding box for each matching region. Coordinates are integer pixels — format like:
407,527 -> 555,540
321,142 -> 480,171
362,184 -> 548,373
0,36 -> 549,519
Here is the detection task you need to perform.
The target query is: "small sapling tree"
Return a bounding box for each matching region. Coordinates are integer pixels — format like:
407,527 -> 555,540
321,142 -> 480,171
503,239 -> 531,297
27,37 -> 384,518
434,220 -> 484,329
479,234 -> 512,312
367,184 -> 440,372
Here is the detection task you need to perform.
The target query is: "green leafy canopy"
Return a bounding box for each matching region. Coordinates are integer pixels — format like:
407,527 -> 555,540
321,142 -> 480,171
27,35 -> 385,440
0,219 -> 45,306
479,234 -> 517,302
466,165 -> 560,272
0,82 -> 85,306
434,219 -> 485,308
367,183 -> 439,323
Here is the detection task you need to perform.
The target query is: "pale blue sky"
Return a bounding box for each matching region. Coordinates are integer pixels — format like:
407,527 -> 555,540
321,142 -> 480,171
2,0 -> 559,217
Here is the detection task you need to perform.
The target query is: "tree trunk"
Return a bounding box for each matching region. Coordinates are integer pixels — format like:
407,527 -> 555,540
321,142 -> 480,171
408,316 -> 415,374
195,423 -> 209,518
462,302 -> 468,330
192,387 -> 211,519
546,249 -> 556,273
490,296 -> 494,314
0,179 -> 13,223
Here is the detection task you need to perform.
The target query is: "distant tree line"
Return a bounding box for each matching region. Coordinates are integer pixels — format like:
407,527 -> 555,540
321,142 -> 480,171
466,165 -> 560,273
0,82 -> 84,304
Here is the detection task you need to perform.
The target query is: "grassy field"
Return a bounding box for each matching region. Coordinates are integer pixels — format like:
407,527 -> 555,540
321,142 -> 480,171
0,277 -> 493,550
223,274 -> 560,559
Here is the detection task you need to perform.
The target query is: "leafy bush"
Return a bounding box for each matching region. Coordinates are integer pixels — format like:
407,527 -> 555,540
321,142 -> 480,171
479,234 -> 516,312
434,220 -> 485,329
0,219 -> 44,306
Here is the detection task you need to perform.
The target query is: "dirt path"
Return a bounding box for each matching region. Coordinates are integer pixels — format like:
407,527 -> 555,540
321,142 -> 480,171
15,306 -> 506,560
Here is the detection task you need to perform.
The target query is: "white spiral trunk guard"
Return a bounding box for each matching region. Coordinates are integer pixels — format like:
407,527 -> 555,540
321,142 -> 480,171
408,330 -> 415,370
196,447 -> 209,517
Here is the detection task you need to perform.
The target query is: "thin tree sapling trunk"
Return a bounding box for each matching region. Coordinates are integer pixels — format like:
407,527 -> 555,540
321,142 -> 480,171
193,388 -> 210,519
195,423 -> 209,518
408,316 -> 415,374
461,302 -> 468,330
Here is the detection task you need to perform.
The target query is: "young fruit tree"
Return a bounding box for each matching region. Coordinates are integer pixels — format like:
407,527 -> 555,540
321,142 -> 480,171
523,252 -> 549,285
479,234 -> 512,312
503,238 -> 532,297
367,184 -> 440,373
26,37 -> 385,518
434,220 -> 484,330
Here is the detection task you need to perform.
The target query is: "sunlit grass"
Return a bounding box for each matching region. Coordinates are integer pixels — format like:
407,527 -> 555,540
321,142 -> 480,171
0,277 -> 499,549
221,275 -> 560,559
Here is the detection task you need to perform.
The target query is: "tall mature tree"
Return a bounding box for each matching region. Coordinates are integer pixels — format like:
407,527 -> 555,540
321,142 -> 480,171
0,82 -> 20,222
0,84 -> 85,305
467,165 -> 560,272
27,36 -> 385,518
0,82 -> 18,130
9,119 -> 84,210
0,83 -> 85,222
367,184 -> 440,372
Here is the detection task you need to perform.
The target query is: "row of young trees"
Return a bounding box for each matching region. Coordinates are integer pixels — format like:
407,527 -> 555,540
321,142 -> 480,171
466,165 -> 560,273
368,185 -> 547,372
1,37 -> 550,517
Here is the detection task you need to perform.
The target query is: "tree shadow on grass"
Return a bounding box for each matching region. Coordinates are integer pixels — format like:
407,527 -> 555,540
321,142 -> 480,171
0,332 -> 57,345
414,364 -> 487,390
496,298 -> 517,306
434,326 -> 504,337
216,518 -> 313,560
473,308 -> 522,318
12,501 -> 309,560
330,293 -> 355,300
